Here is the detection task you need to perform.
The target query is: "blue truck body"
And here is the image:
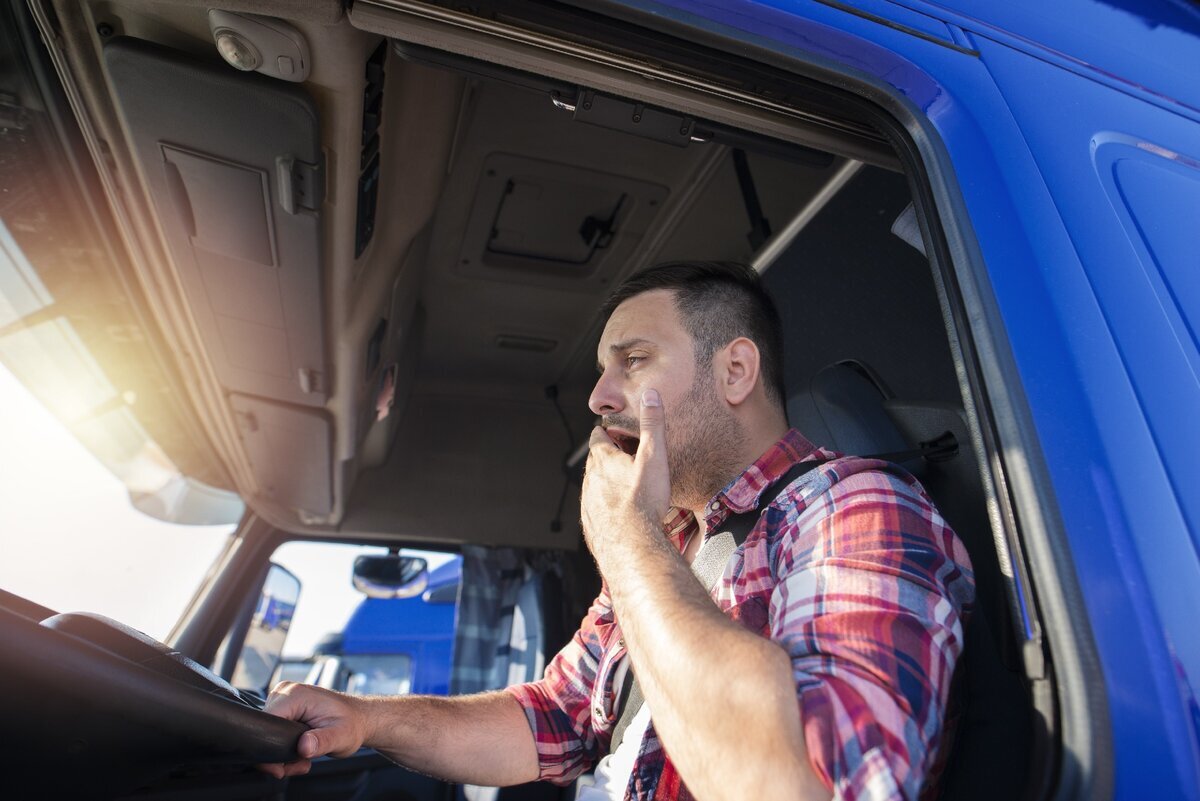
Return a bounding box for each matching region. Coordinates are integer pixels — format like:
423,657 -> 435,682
314,557 -> 461,697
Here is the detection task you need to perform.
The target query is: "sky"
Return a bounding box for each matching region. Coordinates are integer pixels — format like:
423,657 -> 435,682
0,362 -> 452,656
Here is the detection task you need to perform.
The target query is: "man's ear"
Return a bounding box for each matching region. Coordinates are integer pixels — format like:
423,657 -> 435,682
719,337 -> 761,406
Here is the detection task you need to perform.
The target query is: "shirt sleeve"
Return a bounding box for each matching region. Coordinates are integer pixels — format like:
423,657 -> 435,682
769,468 -> 975,801
504,585 -> 614,785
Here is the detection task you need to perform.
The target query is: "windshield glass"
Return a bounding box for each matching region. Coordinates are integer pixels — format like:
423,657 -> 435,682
0,361 -> 234,639
270,541 -> 459,661
1,97 -> 244,637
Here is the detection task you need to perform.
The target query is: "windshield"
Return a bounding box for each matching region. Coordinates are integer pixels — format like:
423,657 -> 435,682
270,541 -> 459,660
0,85 -> 245,636
0,361 -> 234,639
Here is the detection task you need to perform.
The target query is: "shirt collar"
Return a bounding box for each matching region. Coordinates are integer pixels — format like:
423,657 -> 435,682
662,507 -> 696,551
707,428 -> 820,523
659,429 -> 820,549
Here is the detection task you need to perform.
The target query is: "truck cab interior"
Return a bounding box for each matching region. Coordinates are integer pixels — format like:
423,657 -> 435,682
0,1 -> 1053,798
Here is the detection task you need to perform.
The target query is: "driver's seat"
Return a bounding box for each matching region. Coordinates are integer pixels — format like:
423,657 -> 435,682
788,360 -> 1033,801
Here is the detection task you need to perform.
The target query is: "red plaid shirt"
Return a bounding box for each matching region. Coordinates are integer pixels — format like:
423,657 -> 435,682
506,429 -> 974,800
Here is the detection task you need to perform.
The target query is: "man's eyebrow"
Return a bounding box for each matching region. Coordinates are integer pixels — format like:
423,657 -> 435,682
596,338 -> 654,372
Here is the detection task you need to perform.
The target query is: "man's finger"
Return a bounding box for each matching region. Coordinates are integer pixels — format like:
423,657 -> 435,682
635,389 -> 666,466
286,717 -> 356,760
263,691 -> 295,717
634,389 -> 671,520
259,682 -> 355,765
256,758 -> 312,779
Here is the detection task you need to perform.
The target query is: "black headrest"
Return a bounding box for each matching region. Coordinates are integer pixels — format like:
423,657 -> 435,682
787,361 -> 909,456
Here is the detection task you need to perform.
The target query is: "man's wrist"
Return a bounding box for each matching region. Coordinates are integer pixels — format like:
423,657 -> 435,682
591,511 -> 665,581
603,520 -> 691,620
354,694 -> 386,750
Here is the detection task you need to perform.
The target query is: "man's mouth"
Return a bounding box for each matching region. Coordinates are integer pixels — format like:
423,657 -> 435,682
607,429 -> 640,456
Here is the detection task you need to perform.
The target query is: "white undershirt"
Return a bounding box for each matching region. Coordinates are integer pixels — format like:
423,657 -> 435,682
575,699 -> 652,801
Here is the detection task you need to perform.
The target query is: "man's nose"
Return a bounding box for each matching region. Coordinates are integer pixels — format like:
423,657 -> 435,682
589,369 -> 625,417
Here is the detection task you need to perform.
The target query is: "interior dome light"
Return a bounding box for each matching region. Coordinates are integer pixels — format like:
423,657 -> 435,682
208,11 -> 311,82
215,32 -> 261,71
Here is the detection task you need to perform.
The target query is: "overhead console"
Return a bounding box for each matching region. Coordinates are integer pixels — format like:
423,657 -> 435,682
104,37 -> 332,518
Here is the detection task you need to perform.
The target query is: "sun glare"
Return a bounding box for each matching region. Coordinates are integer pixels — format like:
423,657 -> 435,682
0,364 -> 232,639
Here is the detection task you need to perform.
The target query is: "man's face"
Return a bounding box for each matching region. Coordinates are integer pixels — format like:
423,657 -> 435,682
589,289 -> 742,509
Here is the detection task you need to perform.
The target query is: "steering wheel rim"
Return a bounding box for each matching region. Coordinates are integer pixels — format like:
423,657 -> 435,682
0,605 -> 306,797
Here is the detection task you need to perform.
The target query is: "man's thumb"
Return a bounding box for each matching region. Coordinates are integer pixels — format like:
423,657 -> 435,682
297,729 -> 325,759
637,389 -> 665,460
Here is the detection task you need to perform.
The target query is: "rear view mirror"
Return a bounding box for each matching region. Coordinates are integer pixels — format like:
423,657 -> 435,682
353,554 -> 429,599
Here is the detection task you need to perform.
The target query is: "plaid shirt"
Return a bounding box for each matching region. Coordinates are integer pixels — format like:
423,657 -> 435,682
506,429 -> 974,800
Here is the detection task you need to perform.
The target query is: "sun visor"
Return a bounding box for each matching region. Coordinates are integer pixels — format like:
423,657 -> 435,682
103,37 -> 327,408
230,393 -> 332,520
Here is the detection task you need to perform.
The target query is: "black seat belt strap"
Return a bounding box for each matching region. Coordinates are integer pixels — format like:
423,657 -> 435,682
862,431 -> 958,466
607,457 -> 829,754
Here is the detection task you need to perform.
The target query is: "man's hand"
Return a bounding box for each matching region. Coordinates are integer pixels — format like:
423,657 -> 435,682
258,685 -> 539,786
581,389 -> 671,562
258,682 -> 371,779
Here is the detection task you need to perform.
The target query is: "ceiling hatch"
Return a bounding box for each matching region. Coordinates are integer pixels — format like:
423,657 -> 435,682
457,153 -> 667,289
490,177 -> 624,264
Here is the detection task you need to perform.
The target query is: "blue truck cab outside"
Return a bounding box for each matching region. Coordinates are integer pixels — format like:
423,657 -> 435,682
310,557 -> 461,697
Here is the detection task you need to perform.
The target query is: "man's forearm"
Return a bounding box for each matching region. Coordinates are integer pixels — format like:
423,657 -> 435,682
599,521 -> 826,801
358,690 -> 540,787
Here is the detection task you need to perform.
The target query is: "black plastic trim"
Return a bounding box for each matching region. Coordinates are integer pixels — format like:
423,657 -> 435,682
812,0 -> 980,56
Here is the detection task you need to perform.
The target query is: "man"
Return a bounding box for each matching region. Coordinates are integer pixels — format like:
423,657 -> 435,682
261,261 -> 974,801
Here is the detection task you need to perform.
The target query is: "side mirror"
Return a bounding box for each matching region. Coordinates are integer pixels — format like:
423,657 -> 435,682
353,554 -> 429,599
229,563 -> 300,692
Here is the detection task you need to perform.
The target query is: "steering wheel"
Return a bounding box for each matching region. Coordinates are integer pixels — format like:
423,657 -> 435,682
0,605 -> 307,798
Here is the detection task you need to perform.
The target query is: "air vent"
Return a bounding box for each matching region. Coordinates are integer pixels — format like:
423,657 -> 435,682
495,334 -> 558,353
355,41 -> 387,258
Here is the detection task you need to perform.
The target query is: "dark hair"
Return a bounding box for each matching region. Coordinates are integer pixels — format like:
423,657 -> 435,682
600,261 -> 786,407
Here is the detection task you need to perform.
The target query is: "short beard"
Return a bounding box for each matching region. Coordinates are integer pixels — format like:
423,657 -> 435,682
599,374 -> 746,513
666,373 -> 746,512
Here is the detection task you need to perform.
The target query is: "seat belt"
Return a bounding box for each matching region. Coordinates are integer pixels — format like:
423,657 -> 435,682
861,431 -> 958,466
607,458 -> 829,753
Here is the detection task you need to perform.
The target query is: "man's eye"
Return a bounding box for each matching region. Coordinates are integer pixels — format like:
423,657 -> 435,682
625,355 -> 645,369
